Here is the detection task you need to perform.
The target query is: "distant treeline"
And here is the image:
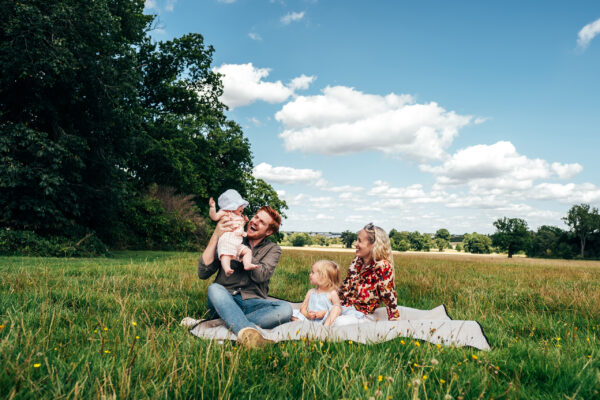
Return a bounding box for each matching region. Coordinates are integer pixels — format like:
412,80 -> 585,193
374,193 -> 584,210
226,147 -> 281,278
283,203 -> 600,260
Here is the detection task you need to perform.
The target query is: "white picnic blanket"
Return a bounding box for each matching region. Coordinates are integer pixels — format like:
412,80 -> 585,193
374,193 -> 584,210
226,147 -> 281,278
187,301 -> 490,350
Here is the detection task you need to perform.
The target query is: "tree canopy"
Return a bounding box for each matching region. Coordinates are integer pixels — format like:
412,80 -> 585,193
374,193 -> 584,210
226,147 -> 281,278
0,0 -> 286,250
491,217 -> 531,258
562,203 -> 600,258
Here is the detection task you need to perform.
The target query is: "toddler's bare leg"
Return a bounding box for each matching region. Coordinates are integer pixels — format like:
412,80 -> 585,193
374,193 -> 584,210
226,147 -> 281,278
240,247 -> 258,271
220,255 -> 234,276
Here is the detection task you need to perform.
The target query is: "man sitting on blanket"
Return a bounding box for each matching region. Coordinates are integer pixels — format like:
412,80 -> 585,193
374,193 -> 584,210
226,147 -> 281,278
196,205 -> 292,348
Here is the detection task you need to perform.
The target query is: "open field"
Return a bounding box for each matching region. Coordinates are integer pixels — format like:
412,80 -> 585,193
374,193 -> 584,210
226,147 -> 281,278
1,250 -> 599,399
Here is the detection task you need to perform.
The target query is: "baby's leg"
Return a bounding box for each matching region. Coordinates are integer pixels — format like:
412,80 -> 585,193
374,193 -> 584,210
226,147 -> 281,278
239,247 -> 258,271
220,255 -> 235,276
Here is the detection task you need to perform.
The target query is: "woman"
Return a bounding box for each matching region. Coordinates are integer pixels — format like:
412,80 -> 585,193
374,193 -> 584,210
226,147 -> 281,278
329,223 -> 400,326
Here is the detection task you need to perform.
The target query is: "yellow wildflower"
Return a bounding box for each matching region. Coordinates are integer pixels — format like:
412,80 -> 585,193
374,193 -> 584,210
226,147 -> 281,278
440,379 -> 446,384
132,321 -> 137,326
436,344 -> 442,348
33,363 -> 41,368
0,325 -> 4,329
422,375 -> 428,380
400,340 -> 405,345
349,340 -> 353,345
472,355 -> 478,360
136,336 -> 140,340
103,327 -> 108,331
363,384 -> 368,391
556,337 -> 561,341
104,350 -> 111,354
378,375 -> 383,382
415,341 -> 421,347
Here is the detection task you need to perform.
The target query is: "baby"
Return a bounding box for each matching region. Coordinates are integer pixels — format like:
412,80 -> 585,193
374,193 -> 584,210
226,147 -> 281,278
291,260 -> 342,326
209,189 -> 257,277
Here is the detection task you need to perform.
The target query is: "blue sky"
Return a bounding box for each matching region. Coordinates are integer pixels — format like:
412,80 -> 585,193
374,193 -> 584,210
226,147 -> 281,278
145,0 -> 600,234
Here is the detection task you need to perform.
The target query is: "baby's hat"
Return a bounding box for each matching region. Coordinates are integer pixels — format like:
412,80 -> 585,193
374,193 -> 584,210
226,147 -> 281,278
218,189 -> 249,211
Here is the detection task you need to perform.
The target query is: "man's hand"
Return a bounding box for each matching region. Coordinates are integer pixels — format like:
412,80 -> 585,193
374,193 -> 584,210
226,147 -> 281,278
213,214 -> 235,238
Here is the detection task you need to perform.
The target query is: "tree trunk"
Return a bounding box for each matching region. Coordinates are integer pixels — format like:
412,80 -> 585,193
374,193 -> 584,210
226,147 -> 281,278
581,237 -> 586,258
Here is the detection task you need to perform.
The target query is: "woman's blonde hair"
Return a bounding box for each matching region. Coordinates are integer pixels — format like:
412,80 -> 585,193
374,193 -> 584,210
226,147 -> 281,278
312,260 -> 341,290
362,223 -> 393,266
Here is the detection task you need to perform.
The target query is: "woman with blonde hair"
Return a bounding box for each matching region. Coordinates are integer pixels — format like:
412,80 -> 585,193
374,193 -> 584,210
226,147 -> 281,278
329,222 -> 400,326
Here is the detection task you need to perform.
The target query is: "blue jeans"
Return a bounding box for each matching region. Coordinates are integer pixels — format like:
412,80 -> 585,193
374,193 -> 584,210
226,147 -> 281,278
206,283 -> 293,335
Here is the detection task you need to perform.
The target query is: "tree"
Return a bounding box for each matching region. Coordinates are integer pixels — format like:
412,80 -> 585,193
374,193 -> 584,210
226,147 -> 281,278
289,232 -> 312,247
340,230 -> 357,248
455,243 -> 463,252
435,228 -> 451,242
0,1 -> 287,251
435,238 -> 448,252
463,233 -> 492,254
491,217 -> 531,258
434,228 -> 450,252
1,0 -> 151,239
562,203 -> 600,258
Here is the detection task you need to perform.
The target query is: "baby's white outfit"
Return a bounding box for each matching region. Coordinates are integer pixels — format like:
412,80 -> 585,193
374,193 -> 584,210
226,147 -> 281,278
215,189 -> 249,261
217,213 -> 246,260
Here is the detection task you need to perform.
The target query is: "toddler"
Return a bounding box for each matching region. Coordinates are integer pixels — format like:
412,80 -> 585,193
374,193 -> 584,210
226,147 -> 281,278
291,260 -> 342,326
209,189 -> 257,276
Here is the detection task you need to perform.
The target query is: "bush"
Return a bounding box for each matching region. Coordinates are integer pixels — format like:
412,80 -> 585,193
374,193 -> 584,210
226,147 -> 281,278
0,229 -> 108,257
116,185 -> 210,251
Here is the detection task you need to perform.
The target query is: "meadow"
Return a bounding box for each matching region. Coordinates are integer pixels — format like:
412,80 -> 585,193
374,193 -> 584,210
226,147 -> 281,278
1,250 -> 599,399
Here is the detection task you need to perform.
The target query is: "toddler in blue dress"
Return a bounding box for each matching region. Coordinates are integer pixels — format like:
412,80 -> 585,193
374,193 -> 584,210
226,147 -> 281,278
291,260 -> 342,326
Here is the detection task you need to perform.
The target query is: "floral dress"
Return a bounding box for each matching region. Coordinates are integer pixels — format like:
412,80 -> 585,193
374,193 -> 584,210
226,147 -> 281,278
338,257 -> 400,320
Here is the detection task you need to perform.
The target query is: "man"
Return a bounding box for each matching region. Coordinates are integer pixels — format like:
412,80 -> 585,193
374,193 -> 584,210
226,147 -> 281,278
197,205 -> 292,347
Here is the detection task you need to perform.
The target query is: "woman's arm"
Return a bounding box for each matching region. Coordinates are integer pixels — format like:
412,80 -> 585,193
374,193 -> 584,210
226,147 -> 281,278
323,291 -> 342,326
377,261 -> 400,320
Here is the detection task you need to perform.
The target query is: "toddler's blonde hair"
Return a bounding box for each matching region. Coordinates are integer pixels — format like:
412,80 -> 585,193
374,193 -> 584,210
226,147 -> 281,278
312,260 -> 341,291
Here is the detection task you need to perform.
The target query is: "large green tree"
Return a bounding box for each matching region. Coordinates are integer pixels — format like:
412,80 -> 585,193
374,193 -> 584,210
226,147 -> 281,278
562,203 -> 600,258
1,0 -> 150,238
491,217 -> 531,258
0,1 -> 286,248
463,232 -> 492,254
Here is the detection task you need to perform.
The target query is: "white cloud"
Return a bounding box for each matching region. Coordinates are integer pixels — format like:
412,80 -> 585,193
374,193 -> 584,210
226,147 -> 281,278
253,162 -> 322,184
145,0 -> 158,10
368,181 -> 427,199
276,86 -> 472,160
213,63 -> 316,109
248,32 -> 262,41
530,183 -> 600,203
288,75 -> 316,91
421,141 -> 582,190
214,63 -> 292,109
577,17 -> 600,50
327,185 -> 364,193
165,0 -> 177,11
316,213 -> 335,220
551,162 -> 583,179
281,11 -> 305,25
145,0 -> 177,11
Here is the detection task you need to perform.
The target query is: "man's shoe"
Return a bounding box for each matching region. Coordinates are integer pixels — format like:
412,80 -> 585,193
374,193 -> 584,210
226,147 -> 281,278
180,317 -> 204,329
237,327 -> 273,348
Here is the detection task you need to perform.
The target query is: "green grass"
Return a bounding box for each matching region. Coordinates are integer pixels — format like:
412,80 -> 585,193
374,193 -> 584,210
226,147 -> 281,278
1,250 -> 599,399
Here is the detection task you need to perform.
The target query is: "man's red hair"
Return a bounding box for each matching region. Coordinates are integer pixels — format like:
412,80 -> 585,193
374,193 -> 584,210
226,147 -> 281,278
258,205 -> 281,234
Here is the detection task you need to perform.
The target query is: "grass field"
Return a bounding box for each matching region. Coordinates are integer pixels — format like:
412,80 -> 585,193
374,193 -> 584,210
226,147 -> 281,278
1,250 -> 599,399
